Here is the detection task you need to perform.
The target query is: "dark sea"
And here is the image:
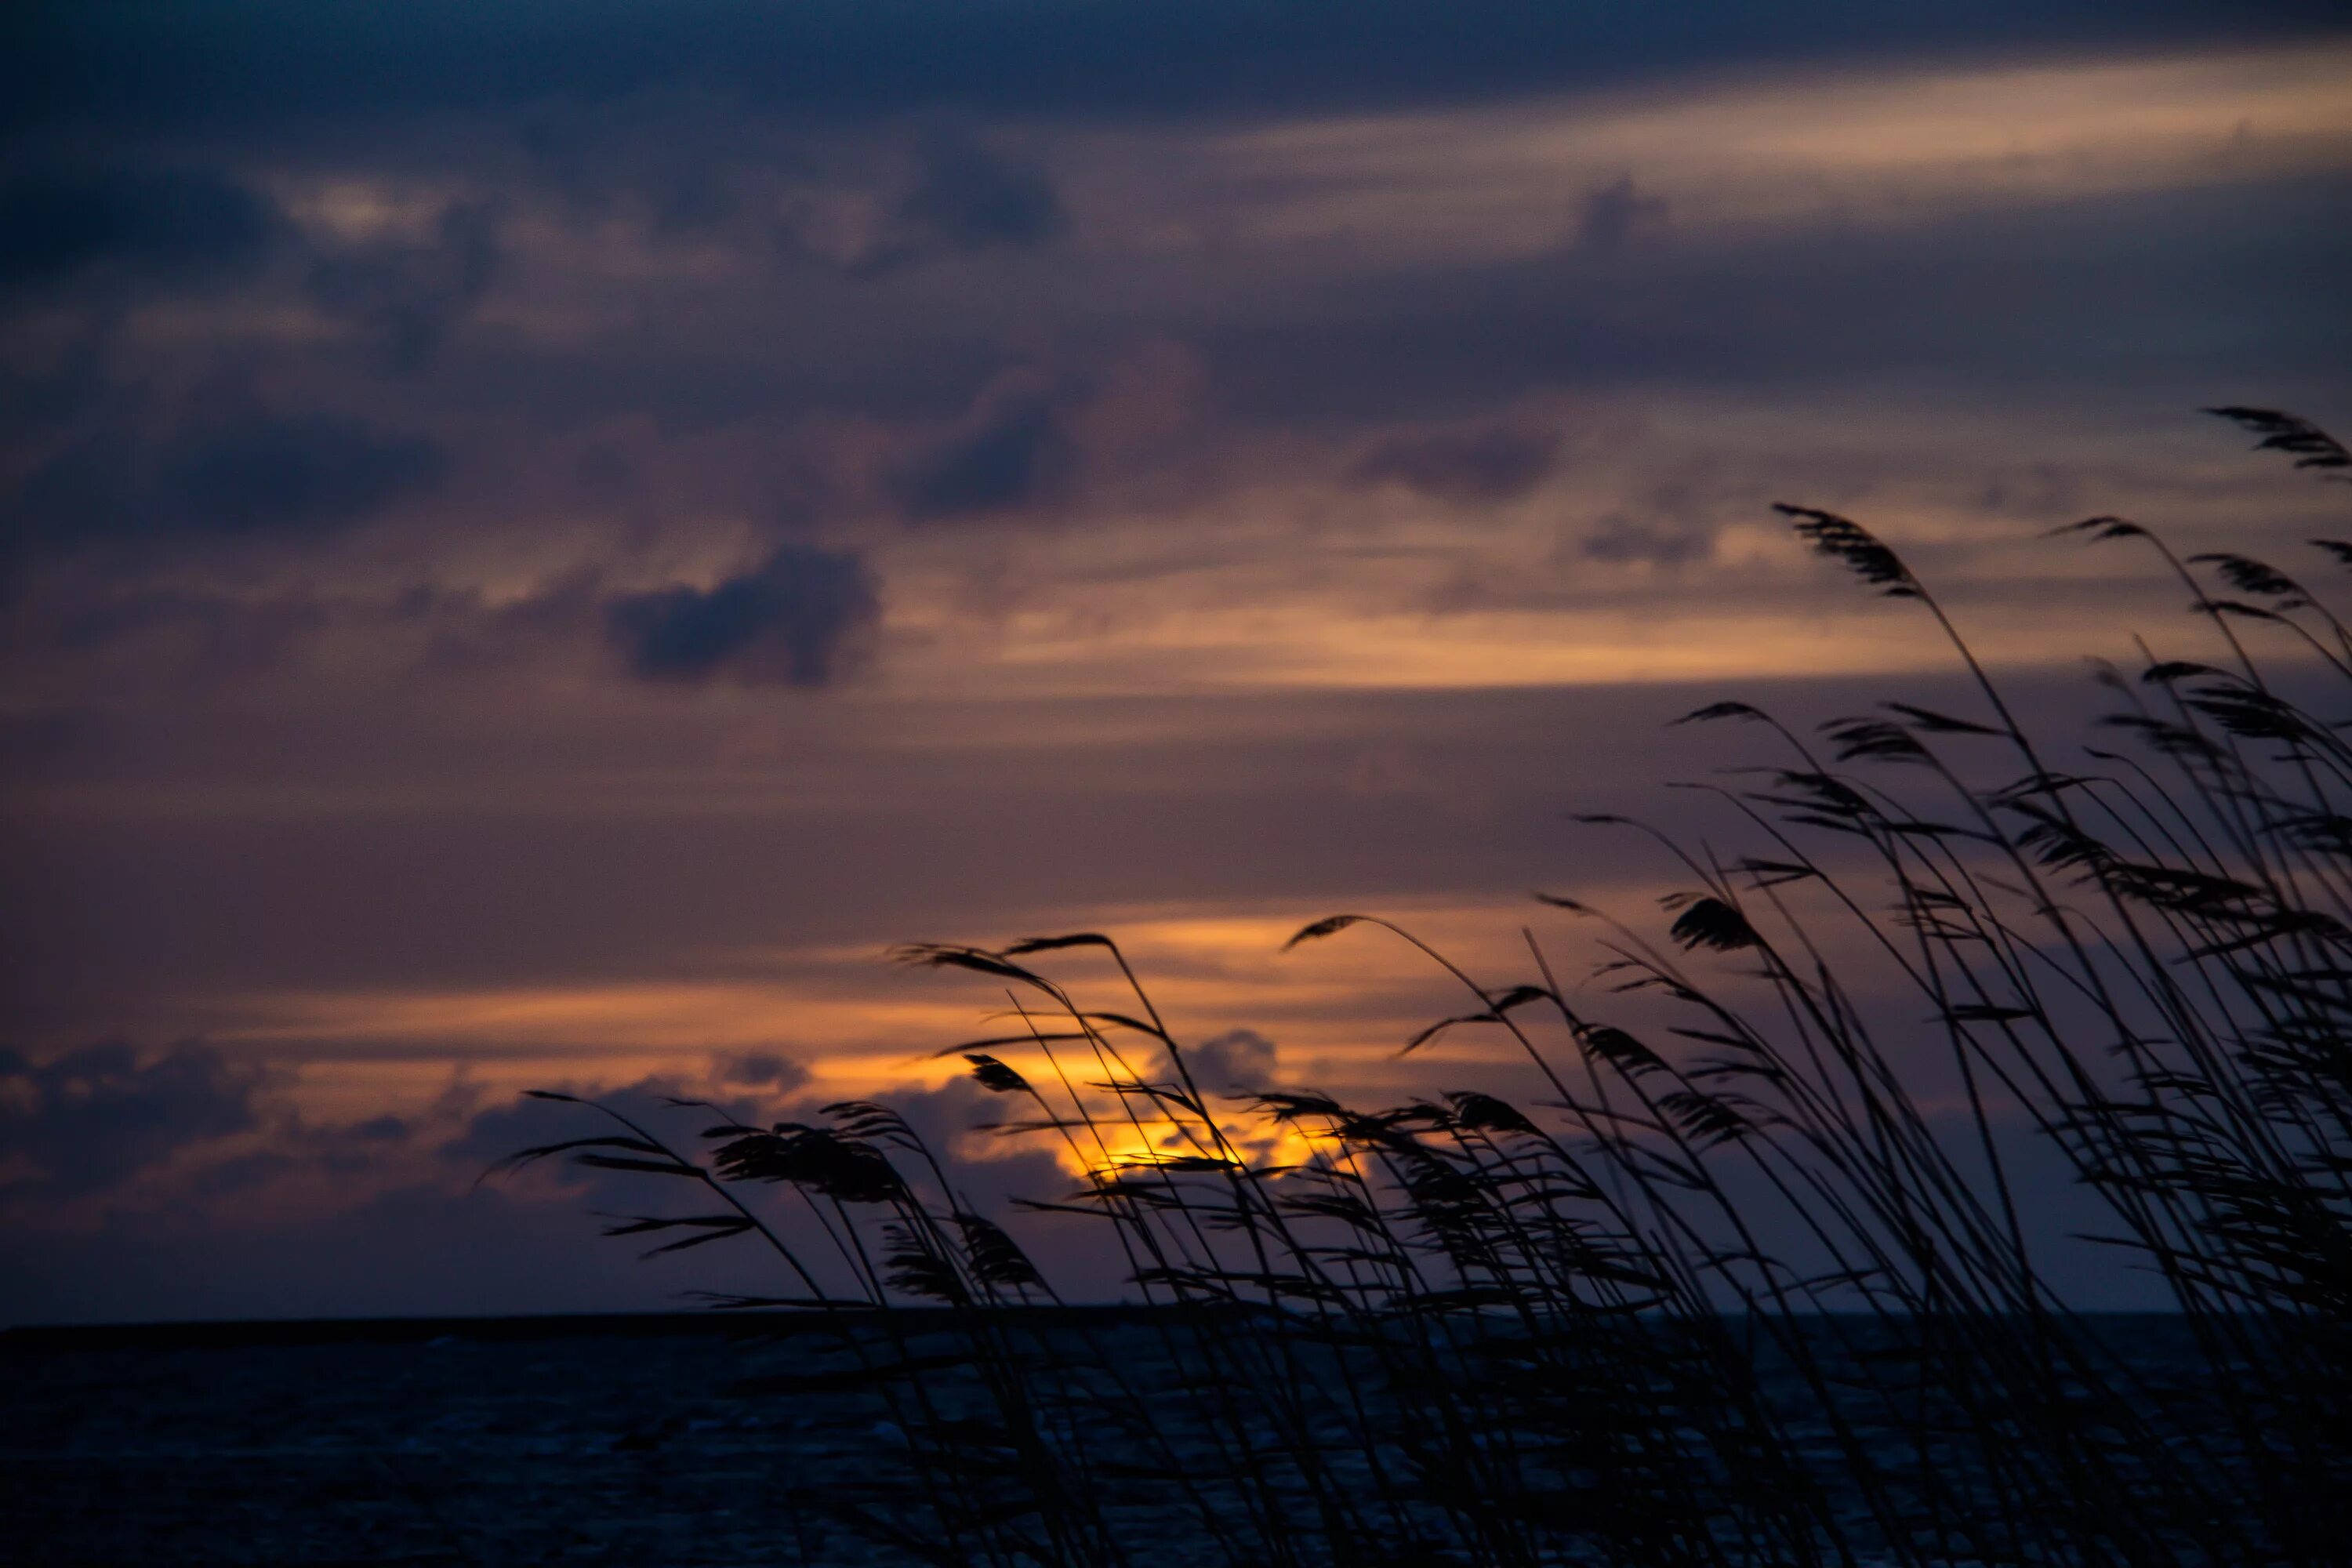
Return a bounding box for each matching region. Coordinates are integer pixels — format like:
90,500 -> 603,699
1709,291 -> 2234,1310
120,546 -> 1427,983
0,1311 -> 2238,1567
2,1313 -> 959,1567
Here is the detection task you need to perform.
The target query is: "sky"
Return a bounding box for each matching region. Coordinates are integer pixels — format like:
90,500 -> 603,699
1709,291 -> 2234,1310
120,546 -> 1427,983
3,2 -> 2350,1322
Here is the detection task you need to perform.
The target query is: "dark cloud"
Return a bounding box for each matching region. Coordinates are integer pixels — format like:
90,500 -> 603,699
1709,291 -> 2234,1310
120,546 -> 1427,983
845,132 -> 1068,278
304,201 -> 502,371
1580,512 -> 1717,566
1350,424 -> 1562,505
3,1070 -> 1112,1322
436,1077 -> 781,1184
1574,175 -> 1669,254
1204,172 -> 2352,426
350,1114 -> 412,1142
873,1075 -> 1083,1235
715,1051 -> 810,1092
0,1042 -> 264,1199
433,1072 -> 813,1202
1,1176 -> 770,1322
434,1089 -> 604,1176
10,408 -> 445,549
0,165 -> 281,292
8,3 -> 2332,139
893,379 -> 1076,521
187,1148 -> 298,1198
1183,1028 -> 1279,1096
39,588 -> 328,674
122,412 -> 442,535
603,544 -> 879,684
1570,475 -> 1730,568
0,709 -> 81,766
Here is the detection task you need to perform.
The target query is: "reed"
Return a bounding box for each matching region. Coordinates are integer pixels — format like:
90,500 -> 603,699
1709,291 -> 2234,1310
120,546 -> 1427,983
511,407 -> 2349,1566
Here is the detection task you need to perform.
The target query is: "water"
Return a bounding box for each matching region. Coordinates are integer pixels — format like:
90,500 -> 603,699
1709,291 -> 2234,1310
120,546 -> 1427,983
0,1312 -> 2263,1566
2,1316 -> 910,1566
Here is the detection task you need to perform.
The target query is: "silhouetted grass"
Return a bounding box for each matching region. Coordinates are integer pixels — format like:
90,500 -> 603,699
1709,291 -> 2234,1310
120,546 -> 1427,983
514,407 -> 2348,1566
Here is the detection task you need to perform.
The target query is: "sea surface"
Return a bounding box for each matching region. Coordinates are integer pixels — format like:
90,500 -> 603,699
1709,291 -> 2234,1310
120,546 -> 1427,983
0,1310 -> 2235,1567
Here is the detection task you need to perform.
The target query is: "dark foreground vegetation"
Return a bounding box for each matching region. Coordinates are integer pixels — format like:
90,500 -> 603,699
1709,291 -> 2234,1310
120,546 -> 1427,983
517,409 -> 2351,1566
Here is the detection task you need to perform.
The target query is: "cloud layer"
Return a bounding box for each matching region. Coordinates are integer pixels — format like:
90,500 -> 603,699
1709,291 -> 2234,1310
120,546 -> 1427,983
604,546 -> 879,684
2,5 -> 2347,1320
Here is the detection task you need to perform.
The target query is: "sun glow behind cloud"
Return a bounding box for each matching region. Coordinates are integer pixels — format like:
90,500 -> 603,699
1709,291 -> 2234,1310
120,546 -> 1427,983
213,898 -> 1574,1077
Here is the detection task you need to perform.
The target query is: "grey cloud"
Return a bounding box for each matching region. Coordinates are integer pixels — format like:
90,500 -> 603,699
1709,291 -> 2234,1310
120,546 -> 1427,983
42,588 -> 328,673
11,408 -> 445,549
438,1069 -> 817,1184
4,1070 -> 1102,1323
350,1114 -> 412,1142
304,201 -> 502,372
2,1176 -> 773,1323
152,413 -> 440,533
10,4 -> 2332,140
716,1051 -> 810,1092
434,1078 -> 767,1178
1580,512 -> 1717,566
0,1041 -> 265,1199
1350,424 -> 1562,505
1183,1029 -> 1279,1096
867,1075 -> 1085,1238
0,710 -> 82,767
436,1091 -> 600,1176
846,132 -> 1068,278
603,544 -> 879,685
893,379 -> 1076,521
1573,474 -> 1732,567
0,165 -> 282,293
514,106 -> 770,229
1206,172 -> 2352,426
1574,175 -> 1669,254
188,1148 -> 299,1198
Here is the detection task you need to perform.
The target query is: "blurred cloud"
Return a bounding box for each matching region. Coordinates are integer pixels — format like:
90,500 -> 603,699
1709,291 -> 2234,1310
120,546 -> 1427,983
892,372 -> 1077,521
1573,175 -> 1669,254
603,545 -> 879,684
38,586 -> 330,678
349,1113 -> 412,1142
0,165 -> 282,292
9,2 -> 2335,137
1185,1028 -> 1280,1096
10,408 -> 444,549
1578,512 -> 1717,566
843,131 -> 1068,278
1576,481 -> 1727,568
303,201 -> 502,371
1350,423 -> 1562,505
715,1050 -> 811,1092
0,1042 -> 265,1199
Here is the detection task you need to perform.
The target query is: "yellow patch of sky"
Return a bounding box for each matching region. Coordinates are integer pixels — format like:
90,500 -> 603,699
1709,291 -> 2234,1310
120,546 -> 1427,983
212,895 -> 1608,1113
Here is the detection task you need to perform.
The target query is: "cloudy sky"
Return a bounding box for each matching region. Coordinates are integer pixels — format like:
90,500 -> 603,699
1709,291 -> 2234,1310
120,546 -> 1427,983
3,2 -> 2349,1321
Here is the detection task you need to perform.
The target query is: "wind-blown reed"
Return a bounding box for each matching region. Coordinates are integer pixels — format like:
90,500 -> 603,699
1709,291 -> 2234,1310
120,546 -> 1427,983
511,408 -> 2348,1566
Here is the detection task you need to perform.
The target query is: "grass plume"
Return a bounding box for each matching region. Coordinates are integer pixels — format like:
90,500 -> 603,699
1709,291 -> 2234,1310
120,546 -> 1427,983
513,408 -> 2350,1566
